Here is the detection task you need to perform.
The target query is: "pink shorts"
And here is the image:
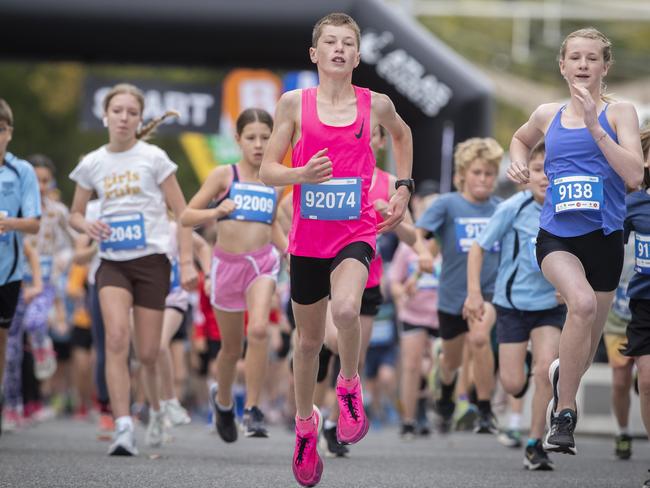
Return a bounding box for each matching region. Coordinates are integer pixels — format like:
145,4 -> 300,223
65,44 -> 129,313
210,243 -> 280,312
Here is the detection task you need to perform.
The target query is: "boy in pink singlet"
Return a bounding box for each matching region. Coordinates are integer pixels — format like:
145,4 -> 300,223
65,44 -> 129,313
260,12 -> 413,487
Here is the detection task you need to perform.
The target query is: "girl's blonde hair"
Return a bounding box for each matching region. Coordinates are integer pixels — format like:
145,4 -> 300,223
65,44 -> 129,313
103,83 -> 178,141
453,137 -> 503,191
559,27 -> 614,103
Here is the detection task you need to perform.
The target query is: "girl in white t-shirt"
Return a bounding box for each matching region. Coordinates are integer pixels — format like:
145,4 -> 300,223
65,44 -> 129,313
68,83 -> 197,457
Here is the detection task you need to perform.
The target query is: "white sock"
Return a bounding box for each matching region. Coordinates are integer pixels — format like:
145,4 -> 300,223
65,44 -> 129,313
619,426 -> 629,436
216,400 -> 233,411
115,416 -> 133,431
509,413 -> 522,431
324,419 -> 337,430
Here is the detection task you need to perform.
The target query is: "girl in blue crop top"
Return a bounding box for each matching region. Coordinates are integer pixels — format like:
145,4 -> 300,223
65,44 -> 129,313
506,28 -> 644,456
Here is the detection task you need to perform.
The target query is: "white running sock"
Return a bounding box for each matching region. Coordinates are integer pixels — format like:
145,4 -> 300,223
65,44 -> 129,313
115,416 -> 133,431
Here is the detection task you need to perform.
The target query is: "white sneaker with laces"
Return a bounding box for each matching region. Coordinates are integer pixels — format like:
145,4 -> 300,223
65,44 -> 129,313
145,409 -> 165,447
163,399 -> 191,426
108,424 -> 139,456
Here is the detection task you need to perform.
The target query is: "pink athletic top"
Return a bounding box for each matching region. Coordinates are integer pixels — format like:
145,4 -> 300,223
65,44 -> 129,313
288,86 -> 376,258
366,168 -> 390,288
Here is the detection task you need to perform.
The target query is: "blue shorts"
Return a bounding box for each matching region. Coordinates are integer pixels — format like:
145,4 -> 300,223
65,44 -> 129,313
364,344 -> 397,379
495,304 -> 566,344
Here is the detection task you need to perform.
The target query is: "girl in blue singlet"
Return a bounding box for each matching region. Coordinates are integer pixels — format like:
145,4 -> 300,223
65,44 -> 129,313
621,127 -> 650,488
507,28 -> 644,456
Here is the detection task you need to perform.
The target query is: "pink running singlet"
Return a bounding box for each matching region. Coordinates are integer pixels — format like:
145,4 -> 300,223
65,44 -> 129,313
366,168 -> 390,288
288,86 -> 377,258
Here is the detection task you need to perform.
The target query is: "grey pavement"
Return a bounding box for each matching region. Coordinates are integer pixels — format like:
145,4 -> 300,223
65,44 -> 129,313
0,419 -> 648,488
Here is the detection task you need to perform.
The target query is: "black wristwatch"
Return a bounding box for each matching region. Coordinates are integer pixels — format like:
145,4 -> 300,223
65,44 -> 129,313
395,178 -> 415,194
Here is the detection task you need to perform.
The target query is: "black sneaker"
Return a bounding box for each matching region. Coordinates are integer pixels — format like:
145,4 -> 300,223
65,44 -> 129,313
434,398 -> 455,434
543,408 -> 577,455
524,440 -> 554,471
474,411 -> 499,435
208,383 -> 238,443
643,470 -> 650,488
400,422 -> 416,440
319,425 -> 349,458
242,406 -> 269,438
614,433 -> 632,460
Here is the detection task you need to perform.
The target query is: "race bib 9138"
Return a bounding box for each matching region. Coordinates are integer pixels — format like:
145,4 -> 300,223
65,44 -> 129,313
552,175 -> 603,214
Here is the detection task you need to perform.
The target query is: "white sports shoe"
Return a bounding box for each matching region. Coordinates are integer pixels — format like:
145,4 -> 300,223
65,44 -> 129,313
108,424 -> 139,456
163,399 -> 191,427
145,409 -> 165,447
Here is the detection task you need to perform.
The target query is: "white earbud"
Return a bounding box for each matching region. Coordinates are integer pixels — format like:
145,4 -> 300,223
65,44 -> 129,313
102,117 -> 108,127
137,122 -> 143,132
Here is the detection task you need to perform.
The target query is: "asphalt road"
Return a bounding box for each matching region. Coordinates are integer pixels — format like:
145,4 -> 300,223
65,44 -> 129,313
0,419 -> 648,488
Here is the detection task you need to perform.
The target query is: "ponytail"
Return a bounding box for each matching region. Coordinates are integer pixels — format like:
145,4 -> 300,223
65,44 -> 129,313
137,110 -> 180,141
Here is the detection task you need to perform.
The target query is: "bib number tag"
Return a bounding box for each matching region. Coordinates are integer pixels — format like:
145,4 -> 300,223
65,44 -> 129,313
100,213 -> 146,252
229,182 -> 276,224
24,256 -> 53,283
454,217 -> 499,253
612,284 -> 632,321
0,210 -> 9,243
408,262 -> 439,290
551,175 -> 603,213
369,319 -> 394,346
169,258 -> 181,292
300,178 -> 361,221
529,237 -> 540,271
635,233 -> 650,275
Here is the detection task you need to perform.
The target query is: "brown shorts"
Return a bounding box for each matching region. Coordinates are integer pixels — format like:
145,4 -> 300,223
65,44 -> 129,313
96,254 -> 171,311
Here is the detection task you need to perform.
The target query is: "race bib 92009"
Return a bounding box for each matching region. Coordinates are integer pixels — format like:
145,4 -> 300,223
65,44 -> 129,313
228,182 -> 276,224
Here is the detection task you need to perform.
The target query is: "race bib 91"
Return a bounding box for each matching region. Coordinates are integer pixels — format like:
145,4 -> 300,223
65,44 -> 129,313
23,256 -> 53,283
300,178 -> 361,221
454,217 -> 499,253
169,258 -> 181,292
228,182 -> 276,224
529,237 -> 540,271
100,212 -> 146,252
0,210 -> 9,243
552,175 -> 603,213
635,233 -> 650,275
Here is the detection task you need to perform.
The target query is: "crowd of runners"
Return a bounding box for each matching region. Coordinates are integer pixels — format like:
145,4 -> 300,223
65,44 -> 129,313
1,11 -> 649,488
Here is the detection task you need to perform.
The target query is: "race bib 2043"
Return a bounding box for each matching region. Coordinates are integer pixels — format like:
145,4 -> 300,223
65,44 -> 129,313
100,212 -> 147,252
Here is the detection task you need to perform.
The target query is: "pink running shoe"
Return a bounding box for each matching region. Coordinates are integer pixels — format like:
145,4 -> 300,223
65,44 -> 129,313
292,406 -> 323,488
336,374 -> 369,444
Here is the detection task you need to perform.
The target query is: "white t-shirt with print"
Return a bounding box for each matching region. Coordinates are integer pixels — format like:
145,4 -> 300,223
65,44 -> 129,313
69,140 -> 177,262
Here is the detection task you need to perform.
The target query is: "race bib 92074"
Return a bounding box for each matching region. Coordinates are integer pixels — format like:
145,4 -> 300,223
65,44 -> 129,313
300,178 -> 361,221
